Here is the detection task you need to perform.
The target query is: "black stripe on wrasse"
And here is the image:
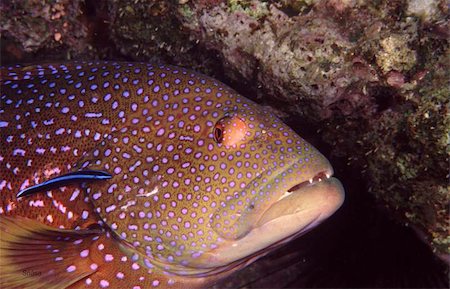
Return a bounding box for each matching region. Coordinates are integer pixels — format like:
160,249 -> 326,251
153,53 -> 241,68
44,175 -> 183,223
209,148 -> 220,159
16,170 -> 112,198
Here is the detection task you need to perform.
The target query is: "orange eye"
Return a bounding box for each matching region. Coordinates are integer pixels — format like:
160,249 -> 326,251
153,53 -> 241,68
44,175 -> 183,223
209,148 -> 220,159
213,115 -> 247,146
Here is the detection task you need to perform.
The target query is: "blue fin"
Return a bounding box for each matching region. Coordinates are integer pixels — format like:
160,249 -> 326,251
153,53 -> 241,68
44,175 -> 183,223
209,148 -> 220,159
16,170 -> 112,198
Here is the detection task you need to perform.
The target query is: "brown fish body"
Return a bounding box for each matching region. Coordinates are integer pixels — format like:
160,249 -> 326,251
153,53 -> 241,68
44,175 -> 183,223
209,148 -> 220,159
0,61 -> 345,289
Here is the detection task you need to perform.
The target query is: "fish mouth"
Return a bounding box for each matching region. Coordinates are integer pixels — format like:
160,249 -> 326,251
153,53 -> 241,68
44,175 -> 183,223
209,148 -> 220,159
256,174 -> 343,228
280,170 -> 333,201
188,156 -> 345,271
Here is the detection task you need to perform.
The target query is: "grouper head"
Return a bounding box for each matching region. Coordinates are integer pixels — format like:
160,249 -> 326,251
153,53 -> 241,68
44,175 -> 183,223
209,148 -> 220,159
74,65 -> 345,278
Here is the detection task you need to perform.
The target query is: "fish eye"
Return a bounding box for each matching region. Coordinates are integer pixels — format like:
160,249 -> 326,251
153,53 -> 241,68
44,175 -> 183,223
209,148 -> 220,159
213,115 -> 247,146
214,123 -> 224,143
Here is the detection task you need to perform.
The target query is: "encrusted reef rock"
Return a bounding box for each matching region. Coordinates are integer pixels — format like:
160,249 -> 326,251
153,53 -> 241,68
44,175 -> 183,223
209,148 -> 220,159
1,0 -> 448,261
0,0 -> 90,60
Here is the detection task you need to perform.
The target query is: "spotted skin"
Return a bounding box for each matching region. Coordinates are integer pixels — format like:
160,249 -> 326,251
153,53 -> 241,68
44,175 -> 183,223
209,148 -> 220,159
0,62 -> 343,288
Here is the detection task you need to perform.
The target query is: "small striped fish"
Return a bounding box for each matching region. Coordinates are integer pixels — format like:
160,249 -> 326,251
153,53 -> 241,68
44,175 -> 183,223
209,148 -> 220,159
0,61 -> 344,289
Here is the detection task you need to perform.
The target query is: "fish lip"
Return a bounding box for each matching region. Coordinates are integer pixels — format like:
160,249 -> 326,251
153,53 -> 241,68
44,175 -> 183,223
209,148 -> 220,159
287,170 -> 333,192
252,156 -> 335,202
245,155 -> 334,208
276,168 -> 334,203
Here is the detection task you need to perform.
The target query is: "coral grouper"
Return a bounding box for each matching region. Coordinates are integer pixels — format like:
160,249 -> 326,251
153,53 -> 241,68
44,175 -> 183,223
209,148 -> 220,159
0,61 -> 344,289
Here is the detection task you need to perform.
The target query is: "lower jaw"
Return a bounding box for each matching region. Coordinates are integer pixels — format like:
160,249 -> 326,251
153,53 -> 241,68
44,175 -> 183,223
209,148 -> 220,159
188,177 -> 345,270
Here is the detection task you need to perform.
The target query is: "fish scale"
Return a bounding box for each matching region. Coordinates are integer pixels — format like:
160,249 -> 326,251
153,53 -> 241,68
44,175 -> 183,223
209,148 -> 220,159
0,61 -> 344,288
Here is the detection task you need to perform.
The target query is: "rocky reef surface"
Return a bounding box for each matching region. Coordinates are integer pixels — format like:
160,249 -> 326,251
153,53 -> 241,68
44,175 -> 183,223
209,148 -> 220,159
1,0 -> 448,287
